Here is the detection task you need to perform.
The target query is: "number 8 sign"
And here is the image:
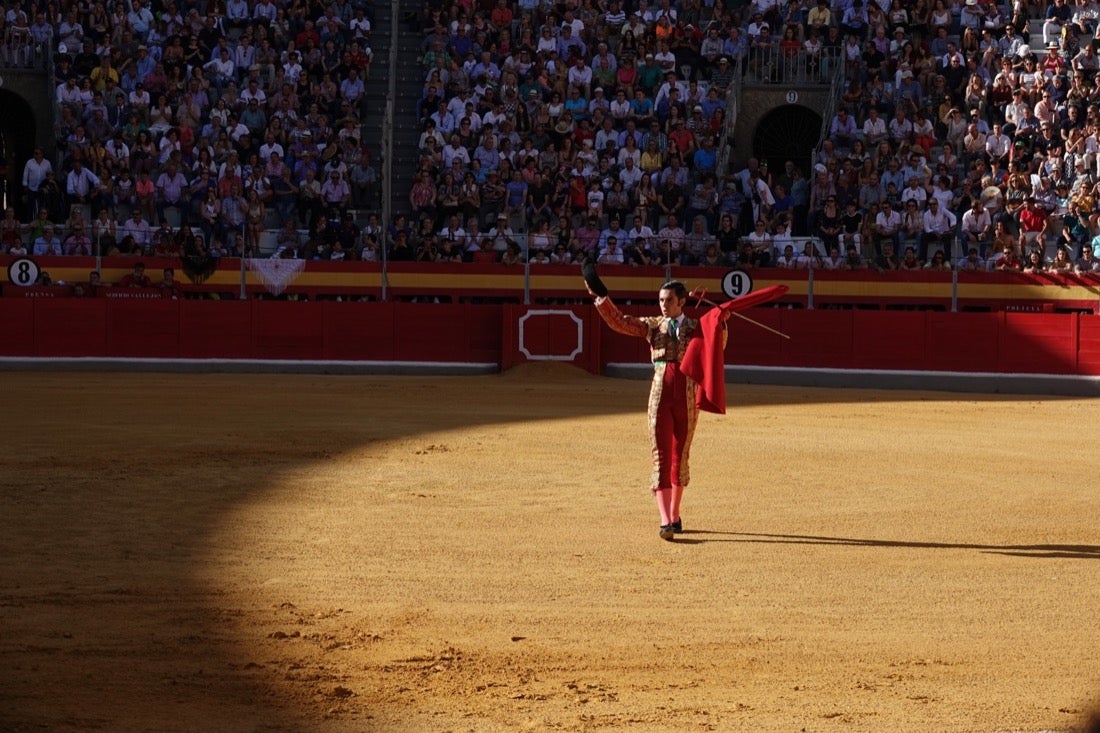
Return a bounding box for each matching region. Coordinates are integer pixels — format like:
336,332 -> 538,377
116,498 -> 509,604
721,269 -> 753,300
7,258 -> 40,287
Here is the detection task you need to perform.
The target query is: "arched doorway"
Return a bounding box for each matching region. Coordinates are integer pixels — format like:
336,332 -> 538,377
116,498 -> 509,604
0,89 -> 38,214
752,105 -> 823,178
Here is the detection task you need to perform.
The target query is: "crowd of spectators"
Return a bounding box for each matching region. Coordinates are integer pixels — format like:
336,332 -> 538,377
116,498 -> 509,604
3,0 -> 1100,277
402,0 -> 737,267
3,0 -> 379,262
391,0 -> 1100,275
770,0 -> 1100,273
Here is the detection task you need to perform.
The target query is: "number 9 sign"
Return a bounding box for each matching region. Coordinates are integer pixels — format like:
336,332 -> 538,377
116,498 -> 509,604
7,258 -> 40,287
720,269 -> 753,300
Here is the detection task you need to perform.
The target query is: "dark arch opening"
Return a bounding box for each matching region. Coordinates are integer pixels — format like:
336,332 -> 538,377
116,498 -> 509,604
0,89 -> 38,215
752,105 -> 823,178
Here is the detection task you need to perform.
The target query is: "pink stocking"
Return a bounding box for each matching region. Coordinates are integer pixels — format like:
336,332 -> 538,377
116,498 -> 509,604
653,488 -> 673,525
670,485 -> 684,523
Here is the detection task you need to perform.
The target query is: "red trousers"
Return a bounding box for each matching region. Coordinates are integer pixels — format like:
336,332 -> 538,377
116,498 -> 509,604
650,361 -> 691,491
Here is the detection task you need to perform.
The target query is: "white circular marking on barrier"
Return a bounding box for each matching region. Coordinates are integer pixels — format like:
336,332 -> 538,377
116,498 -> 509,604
7,258 -> 40,287
721,269 -> 754,299
518,310 -> 584,362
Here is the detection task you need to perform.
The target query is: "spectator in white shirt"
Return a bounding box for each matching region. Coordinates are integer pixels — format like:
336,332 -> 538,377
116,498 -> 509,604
625,214 -> 654,250
874,199 -> 903,253
984,123 -> 1011,165
240,78 -> 267,106
56,76 -> 83,107
567,57 -> 593,98
121,210 -> 153,252
66,160 -> 103,209
922,199 -> 957,260
205,48 -> 236,92
862,107 -> 887,146
960,198 -> 991,253
442,137 -> 471,169
22,148 -> 53,215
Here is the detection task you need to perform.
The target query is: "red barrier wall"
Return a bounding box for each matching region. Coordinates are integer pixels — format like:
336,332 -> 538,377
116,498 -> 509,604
34,299 -> 109,356
179,301 -> 253,359
0,300 -> 508,364
600,306 -> 1096,375
0,299 -> 1097,376
108,299 -> 181,358
1078,317 -> 1100,374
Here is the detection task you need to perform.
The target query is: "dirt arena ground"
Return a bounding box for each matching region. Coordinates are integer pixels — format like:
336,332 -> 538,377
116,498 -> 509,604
2,365 -> 1098,733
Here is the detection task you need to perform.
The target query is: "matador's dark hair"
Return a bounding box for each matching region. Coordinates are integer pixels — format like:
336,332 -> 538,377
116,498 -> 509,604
660,280 -> 689,300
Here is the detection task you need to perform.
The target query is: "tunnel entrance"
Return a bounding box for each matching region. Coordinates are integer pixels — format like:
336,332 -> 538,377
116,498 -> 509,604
0,89 -> 38,214
751,105 -> 823,177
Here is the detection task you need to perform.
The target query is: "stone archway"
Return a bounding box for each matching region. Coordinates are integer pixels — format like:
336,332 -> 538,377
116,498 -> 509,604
751,104 -> 823,177
0,88 -> 38,213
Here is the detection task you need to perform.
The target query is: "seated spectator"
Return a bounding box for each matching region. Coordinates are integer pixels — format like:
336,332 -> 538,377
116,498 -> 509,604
1076,245 -> 1100,273
960,198 -> 993,255
957,246 -> 986,272
840,242 -> 865,269
921,199 -> 957,260
774,242 -> 798,267
840,200 -> 863,253
321,170 -> 351,218
0,208 -> 22,253
820,244 -> 844,269
683,215 -> 716,265
63,222 -> 94,256
829,108 -> 858,152
117,261 -> 154,288
796,240 -> 824,269
1022,249 -> 1046,273
875,241 -> 902,270
157,267 -> 184,298
1047,246 -> 1075,273
900,246 -> 923,270
121,209 -> 153,253
995,244 -> 1024,272
1017,197 -> 1050,250
66,159 -> 104,212
32,225 -> 63,256
874,199 -> 902,254
745,218 -> 774,266
500,239 -> 525,265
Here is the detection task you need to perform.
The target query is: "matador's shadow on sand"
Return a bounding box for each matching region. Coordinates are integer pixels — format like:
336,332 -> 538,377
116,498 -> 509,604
679,530 -> 1100,559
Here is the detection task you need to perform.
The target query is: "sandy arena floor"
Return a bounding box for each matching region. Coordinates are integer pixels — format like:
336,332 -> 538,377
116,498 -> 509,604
1,365 -> 1098,733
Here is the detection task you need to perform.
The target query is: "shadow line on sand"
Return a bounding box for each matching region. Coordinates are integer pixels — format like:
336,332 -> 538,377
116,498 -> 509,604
678,531 -> 1100,559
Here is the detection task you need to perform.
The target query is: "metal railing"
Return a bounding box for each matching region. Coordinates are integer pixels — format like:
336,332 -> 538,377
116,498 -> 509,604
379,0 -> 400,301
742,46 -> 843,87
714,62 -> 742,182
814,52 -> 848,160
0,39 -> 51,70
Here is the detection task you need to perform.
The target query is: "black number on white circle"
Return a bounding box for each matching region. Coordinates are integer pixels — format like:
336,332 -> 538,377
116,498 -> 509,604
8,258 -> 39,287
721,269 -> 753,299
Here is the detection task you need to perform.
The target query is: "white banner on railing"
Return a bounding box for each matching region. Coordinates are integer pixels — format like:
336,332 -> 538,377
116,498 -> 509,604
245,258 -> 307,295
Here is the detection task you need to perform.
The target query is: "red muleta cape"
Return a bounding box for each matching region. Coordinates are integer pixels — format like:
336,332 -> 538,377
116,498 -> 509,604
681,285 -> 790,414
